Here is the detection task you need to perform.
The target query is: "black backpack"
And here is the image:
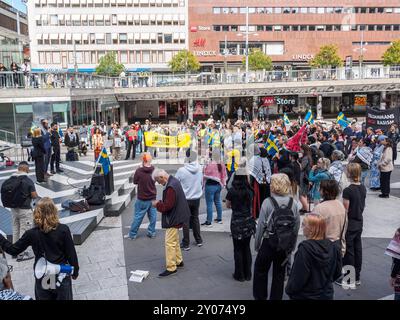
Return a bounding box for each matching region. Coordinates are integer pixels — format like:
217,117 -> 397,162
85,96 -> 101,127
265,197 -> 297,255
1,176 -> 27,208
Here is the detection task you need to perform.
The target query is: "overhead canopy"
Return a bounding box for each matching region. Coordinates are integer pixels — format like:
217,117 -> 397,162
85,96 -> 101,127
50,33 -> 59,39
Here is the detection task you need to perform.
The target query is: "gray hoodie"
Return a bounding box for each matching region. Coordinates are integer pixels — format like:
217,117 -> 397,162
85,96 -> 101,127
175,161 -> 203,200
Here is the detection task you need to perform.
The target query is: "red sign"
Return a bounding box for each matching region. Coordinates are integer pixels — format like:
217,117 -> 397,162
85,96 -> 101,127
262,97 -> 275,106
193,38 -> 206,47
159,102 -> 166,118
190,26 -> 197,32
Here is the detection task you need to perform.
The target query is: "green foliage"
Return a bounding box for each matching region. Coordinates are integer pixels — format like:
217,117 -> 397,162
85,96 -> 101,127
95,52 -> 125,77
382,40 -> 400,66
168,50 -> 201,73
243,49 -> 273,71
310,44 -> 343,68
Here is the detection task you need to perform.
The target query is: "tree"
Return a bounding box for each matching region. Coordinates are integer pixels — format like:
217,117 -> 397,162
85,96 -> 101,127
382,40 -> 400,66
168,50 -> 201,73
310,44 -> 343,68
243,49 -> 273,71
95,52 -> 125,77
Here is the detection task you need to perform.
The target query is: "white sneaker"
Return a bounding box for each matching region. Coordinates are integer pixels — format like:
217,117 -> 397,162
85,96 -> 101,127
123,234 -> 136,240
335,279 -> 356,290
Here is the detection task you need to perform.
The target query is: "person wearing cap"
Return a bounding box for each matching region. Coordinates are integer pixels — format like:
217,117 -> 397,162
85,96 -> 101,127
369,135 -> 386,191
328,150 -> 346,184
226,165 -> 255,282
175,150 -> 203,250
0,255 -> 32,300
377,136 -> 394,198
349,139 -> 373,185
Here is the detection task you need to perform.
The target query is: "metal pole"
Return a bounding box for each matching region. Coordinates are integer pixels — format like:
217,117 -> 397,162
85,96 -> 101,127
245,6 -> 249,83
359,29 -> 364,78
224,34 -> 228,75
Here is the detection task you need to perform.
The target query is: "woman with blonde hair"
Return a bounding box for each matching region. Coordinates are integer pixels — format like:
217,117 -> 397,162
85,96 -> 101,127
92,127 -> 104,161
31,127 -> 46,184
285,214 -> 342,300
0,197 -> 79,300
253,173 -> 300,300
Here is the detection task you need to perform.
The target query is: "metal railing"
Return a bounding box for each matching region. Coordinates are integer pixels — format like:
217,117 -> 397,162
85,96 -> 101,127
0,129 -> 16,144
1,66 -> 400,90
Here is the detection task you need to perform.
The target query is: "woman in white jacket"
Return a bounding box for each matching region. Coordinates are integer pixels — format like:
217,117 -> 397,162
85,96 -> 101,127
378,137 -> 394,198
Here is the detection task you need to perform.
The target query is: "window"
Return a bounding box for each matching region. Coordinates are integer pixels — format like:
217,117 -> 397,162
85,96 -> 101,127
50,15 -> 58,25
309,7 -> 316,13
384,25 -> 392,31
213,7 -> 221,14
385,8 -> 393,13
158,51 -> 163,63
292,8 -> 298,13
308,25 -> 315,31
326,7 -> 334,14
335,7 -> 343,14
39,52 -> 46,64
53,52 -> 60,64
376,25 -> 383,31
334,25 -> 341,31
283,25 -> 290,31
231,25 -> 238,32
273,25 -> 282,31
394,25 -> 400,31
360,8 -> 367,13
265,7 -> 273,14
46,52 -> 52,64
222,7 -> 229,14
164,34 -> 172,43
158,33 -> 163,43
90,33 -> 95,44
120,51 -> 128,63
239,7 -> 247,14
142,51 -> 150,63
359,25 -> 366,31
257,7 -> 264,14
222,25 -> 229,32
377,7 -> 384,13
230,8 -> 238,14
342,25 -> 350,31
129,51 -> 135,63
265,25 -> 272,31
213,25 -> 221,31
351,25 -> 357,31
395,8 -> 400,13
84,51 -> 90,64
317,8 -> 325,14
300,7 -> 307,13
292,25 -> 299,31
91,51 -> 96,64
274,7 -> 282,14
326,25 -> 333,31
300,25 -> 307,31
257,25 -> 264,31
112,14 -> 117,25
283,8 -> 290,14
106,33 -> 111,44
368,25 -> 375,31
316,25 -> 325,31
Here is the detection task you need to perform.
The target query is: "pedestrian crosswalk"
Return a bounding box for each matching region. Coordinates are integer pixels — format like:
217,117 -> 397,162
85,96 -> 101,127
0,160 -> 139,245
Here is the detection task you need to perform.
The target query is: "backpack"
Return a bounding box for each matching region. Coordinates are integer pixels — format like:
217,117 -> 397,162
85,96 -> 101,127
265,197 -> 297,255
1,176 -> 27,208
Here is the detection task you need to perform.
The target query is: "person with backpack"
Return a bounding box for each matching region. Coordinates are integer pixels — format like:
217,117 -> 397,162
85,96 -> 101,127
1,162 -> 38,262
226,167 -> 255,282
308,157 -> 332,204
0,198 -> 79,300
285,214 -> 342,300
253,173 -> 300,300
337,163 -> 366,288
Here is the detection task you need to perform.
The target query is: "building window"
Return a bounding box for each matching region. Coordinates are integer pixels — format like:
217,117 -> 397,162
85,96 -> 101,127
394,25 -> 400,31
213,25 -> 221,31
257,25 -> 264,31
265,25 -> 272,31
222,7 -> 229,14
377,7 -> 384,13
274,7 -> 282,14
265,7 -> 273,14
222,25 -> 229,32
335,7 -> 343,14
50,15 -> 58,25
292,25 -> 299,31
213,7 -> 221,14
283,8 -> 290,14
316,25 -> 325,31
283,25 -> 290,31
39,52 -> 46,64
300,7 -> 307,13
120,51 -> 128,63
368,25 -> 375,31
300,25 -> 307,31
239,7 -> 247,14
248,7 -> 256,14
231,25 -> 238,32
317,8 -> 325,14
106,33 -> 111,44
91,51 -> 97,64
291,8 -> 298,14
309,7 -> 316,14
158,33 -> 163,43
119,33 -> 127,44
376,25 -> 383,31
53,52 -> 61,64
273,25 -> 282,31
158,51 -> 163,63
326,7 -> 334,14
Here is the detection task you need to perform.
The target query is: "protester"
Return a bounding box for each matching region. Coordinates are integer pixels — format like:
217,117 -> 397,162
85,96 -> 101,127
253,173 -> 300,300
0,256 -> 32,300
388,124 -> 399,164
339,163 -> 366,288
79,123 -> 88,145
175,150 -> 203,250
152,169 -> 190,277
88,120 -> 96,150
308,157 -> 332,204
378,136 -> 394,198
369,136 -> 385,191
0,62 -> 7,88
349,139 -> 373,185
226,168 -> 255,282
0,198 -> 79,300
92,128 -> 104,161
31,128 -> 46,184
50,122 -> 63,174
285,214 -> 342,300
125,153 -> 157,240
202,148 -> 227,226
312,180 -> 347,256
125,124 -> 138,160
319,132 -> 335,159
299,144 -> 313,214
111,125 -> 123,161
40,119 -> 52,178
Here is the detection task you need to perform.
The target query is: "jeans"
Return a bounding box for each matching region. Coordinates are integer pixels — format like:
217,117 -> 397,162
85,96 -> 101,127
35,275 -> 73,300
233,237 -> 252,280
361,170 -> 369,185
343,228 -> 363,282
253,239 -> 287,300
129,199 -> 157,238
380,171 -> 392,196
205,183 -> 222,223
182,199 -> 202,246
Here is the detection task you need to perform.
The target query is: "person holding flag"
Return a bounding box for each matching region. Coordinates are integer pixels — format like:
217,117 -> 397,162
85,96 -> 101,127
97,147 -> 111,175
337,112 -> 350,128
304,109 -> 314,125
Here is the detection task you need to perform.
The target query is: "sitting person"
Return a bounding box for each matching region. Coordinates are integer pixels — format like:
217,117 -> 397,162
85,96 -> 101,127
0,253 -> 32,300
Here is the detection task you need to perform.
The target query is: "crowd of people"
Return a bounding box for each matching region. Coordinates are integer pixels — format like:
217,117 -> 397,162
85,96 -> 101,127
1,112 -> 400,300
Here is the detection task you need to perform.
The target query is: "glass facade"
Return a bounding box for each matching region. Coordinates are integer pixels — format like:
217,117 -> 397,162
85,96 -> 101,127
0,35 -> 24,67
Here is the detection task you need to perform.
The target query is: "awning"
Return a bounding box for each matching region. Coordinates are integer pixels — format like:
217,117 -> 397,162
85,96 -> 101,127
35,15 -> 41,21
71,14 -> 80,21
141,33 -> 150,39
50,34 -> 59,39
128,33 -> 134,39
73,33 -> 81,40
150,33 -> 156,40
82,34 -> 89,40
59,33 -> 66,40
95,14 -> 104,20
117,14 -> 126,21
66,34 -> 72,40
95,33 -> 104,39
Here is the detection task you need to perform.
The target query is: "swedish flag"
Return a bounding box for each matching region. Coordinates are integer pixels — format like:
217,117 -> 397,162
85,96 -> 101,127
265,133 -> 279,157
98,147 -> 111,175
304,109 -> 314,124
283,113 -> 291,126
337,112 -> 350,128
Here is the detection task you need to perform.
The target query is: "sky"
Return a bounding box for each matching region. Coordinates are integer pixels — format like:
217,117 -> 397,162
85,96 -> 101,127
3,0 -> 27,14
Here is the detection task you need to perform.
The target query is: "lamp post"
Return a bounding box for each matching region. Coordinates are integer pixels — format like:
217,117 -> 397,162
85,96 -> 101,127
353,29 -> 367,78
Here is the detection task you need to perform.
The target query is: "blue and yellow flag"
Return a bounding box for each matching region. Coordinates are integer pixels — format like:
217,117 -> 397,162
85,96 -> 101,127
283,113 -> 291,126
98,147 -> 111,175
304,109 -> 314,124
337,112 -> 350,128
265,133 -> 279,157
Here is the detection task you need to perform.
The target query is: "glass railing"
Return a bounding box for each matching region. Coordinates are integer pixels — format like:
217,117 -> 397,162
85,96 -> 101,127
0,65 -> 399,90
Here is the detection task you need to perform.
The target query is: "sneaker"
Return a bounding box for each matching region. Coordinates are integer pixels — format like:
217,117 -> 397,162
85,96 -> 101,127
335,279 -> 356,289
378,194 -> 389,198
35,181 -> 44,185
177,261 -> 184,268
158,270 -> 177,277
50,170 -> 56,175
123,234 -> 136,240
201,221 -> 212,226
16,252 -> 34,262
214,219 -> 223,224
355,280 -> 361,286
56,169 -> 64,173
196,242 -> 203,247
147,234 -> 156,239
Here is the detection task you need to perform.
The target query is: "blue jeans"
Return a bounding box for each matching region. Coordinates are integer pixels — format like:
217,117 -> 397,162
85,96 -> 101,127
129,199 -> 157,238
361,170 -> 369,185
205,183 -> 222,223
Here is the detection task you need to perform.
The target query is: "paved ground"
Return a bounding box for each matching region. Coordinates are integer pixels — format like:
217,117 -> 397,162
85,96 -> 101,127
6,147 -> 400,300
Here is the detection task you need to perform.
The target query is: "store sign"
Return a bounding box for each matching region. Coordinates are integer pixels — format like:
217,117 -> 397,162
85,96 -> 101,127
194,51 -> 217,57
198,26 -> 211,31
159,101 -> 166,118
262,96 -> 275,106
193,38 -> 206,47
366,107 -> 400,131
276,96 -> 297,105
292,54 -> 314,61
354,94 -> 367,107
190,26 -> 198,32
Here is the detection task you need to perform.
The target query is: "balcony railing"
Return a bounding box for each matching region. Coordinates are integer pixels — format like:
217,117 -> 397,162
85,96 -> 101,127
1,66 -> 400,90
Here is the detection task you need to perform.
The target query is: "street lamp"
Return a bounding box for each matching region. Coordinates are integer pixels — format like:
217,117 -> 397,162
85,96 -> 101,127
353,29 -> 367,78
236,6 -> 258,83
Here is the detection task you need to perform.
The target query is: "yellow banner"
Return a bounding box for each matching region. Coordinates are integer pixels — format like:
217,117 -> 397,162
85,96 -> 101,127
144,132 -> 191,148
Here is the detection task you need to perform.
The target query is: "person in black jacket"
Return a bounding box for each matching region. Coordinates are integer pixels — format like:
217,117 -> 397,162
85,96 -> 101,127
319,132 -> 336,160
31,128 -> 46,184
50,122 -> 63,174
0,198 -> 79,300
226,169 -> 255,282
285,214 -> 342,300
